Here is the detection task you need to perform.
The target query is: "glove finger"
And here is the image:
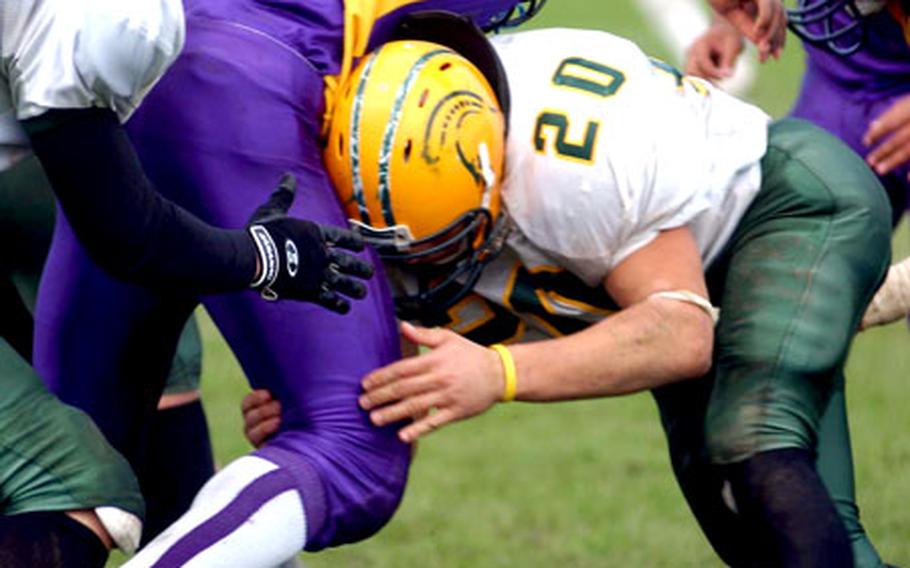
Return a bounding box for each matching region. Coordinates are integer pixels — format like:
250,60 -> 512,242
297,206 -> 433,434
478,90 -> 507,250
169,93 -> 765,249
327,270 -> 368,300
316,288 -> 351,315
250,173 -> 297,223
321,224 -> 365,252
328,250 -> 374,279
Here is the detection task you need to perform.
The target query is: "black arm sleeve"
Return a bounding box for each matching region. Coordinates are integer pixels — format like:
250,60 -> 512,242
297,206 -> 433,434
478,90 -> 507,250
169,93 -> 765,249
23,108 -> 256,294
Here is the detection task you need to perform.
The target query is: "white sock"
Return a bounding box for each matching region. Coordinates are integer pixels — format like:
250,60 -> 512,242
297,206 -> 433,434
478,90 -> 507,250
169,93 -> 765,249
125,455 -> 306,568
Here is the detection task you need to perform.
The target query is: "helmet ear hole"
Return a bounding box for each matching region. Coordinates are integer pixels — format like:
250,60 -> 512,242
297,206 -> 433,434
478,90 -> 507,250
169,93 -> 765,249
403,139 -> 413,163
337,134 -> 344,157
418,89 -> 429,108
439,62 -> 452,71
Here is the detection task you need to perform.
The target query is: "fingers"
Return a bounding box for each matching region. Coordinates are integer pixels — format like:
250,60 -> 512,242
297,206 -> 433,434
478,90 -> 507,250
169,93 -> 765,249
399,320 -> 449,349
398,407 -> 458,443
685,40 -> 721,80
686,41 -> 728,81
360,373 -> 439,410
242,389 -> 282,448
866,125 -> 910,175
327,270 -> 368,299
328,250 -> 373,280
321,224 -> 365,252
864,98 -> 910,175
717,32 -> 745,73
246,417 -> 281,448
277,172 -> 297,194
721,0 -> 786,62
315,289 -> 351,314
366,390 -> 447,427
241,389 -> 275,413
362,352 -> 436,391
317,255 -> 371,312
750,0 -> 786,60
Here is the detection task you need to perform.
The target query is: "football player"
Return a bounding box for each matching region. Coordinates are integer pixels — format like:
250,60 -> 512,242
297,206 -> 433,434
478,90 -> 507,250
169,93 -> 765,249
320,28 -> 891,567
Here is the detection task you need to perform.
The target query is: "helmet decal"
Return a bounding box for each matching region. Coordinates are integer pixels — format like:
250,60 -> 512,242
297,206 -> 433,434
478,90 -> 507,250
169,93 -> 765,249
350,53 -> 379,226
420,89 -> 493,191
378,48 -> 453,227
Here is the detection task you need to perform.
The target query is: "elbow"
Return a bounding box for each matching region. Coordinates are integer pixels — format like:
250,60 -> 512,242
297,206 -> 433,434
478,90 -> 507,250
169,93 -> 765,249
90,250 -> 143,283
656,300 -> 715,379
78,232 -> 151,284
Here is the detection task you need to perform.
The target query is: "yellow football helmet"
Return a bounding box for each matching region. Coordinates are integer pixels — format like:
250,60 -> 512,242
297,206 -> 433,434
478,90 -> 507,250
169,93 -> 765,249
324,34 -> 508,315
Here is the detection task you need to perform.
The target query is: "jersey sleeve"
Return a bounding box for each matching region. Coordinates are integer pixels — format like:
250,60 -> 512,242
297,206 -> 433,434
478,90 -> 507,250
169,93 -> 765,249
5,0 -> 184,121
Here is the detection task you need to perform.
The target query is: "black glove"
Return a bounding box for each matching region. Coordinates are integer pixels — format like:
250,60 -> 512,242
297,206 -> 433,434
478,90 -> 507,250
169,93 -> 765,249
247,174 -> 374,313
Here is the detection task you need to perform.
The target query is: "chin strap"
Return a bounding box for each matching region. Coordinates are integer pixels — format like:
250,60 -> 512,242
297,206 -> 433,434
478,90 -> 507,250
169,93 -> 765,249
650,290 -> 720,325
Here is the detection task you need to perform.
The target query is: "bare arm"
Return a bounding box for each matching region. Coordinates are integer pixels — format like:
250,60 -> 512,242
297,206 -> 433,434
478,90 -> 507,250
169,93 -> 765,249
359,227 -> 716,441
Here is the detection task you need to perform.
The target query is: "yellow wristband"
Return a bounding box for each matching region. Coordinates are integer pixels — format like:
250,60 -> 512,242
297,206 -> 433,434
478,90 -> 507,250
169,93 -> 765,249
490,344 -> 517,403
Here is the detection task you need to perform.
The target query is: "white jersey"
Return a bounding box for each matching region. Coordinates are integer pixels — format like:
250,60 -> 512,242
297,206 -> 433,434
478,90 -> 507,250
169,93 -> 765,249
0,0 -> 184,169
431,29 -> 771,343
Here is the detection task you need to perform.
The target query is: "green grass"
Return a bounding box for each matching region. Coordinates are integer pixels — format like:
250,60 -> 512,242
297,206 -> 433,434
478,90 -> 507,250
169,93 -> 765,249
114,1 -> 910,566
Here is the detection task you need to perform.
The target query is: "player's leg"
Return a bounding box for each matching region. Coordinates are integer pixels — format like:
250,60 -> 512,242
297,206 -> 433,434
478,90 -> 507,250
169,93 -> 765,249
703,118 -> 891,567
123,19 -> 409,565
140,317 -> 214,544
0,338 -> 145,562
652,378 -> 774,567
815,373 -> 886,568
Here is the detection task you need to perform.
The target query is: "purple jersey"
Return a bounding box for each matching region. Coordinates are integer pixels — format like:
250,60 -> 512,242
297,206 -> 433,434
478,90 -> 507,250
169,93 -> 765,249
792,0 -> 910,217
180,0 -> 524,76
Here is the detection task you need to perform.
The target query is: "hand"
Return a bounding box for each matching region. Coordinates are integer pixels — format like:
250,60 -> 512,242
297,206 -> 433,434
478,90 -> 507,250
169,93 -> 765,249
247,173 -> 374,313
707,0 -> 786,62
242,389 -> 282,448
865,95 -> 910,179
359,322 -> 504,442
685,18 -> 745,81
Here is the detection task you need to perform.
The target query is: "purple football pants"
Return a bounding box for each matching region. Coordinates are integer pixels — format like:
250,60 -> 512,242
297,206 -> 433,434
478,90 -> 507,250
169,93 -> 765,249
34,17 -> 409,551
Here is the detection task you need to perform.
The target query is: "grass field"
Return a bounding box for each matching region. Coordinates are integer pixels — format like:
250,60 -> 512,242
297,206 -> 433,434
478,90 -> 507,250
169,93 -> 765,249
116,2 -> 910,566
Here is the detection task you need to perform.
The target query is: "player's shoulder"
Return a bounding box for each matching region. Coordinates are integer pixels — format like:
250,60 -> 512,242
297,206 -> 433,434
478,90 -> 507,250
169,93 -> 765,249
492,27 -> 646,66
5,0 -> 185,120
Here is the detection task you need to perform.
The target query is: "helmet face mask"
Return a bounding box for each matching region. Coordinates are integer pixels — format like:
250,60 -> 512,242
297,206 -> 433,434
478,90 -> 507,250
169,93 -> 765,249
787,0 -> 878,55
324,36 -> 508,316
484,0 -> 548,32
349,206 -> 492,266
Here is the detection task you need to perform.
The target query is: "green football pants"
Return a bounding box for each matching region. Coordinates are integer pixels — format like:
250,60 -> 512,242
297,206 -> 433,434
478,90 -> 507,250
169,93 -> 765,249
654,118 -> 891,567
